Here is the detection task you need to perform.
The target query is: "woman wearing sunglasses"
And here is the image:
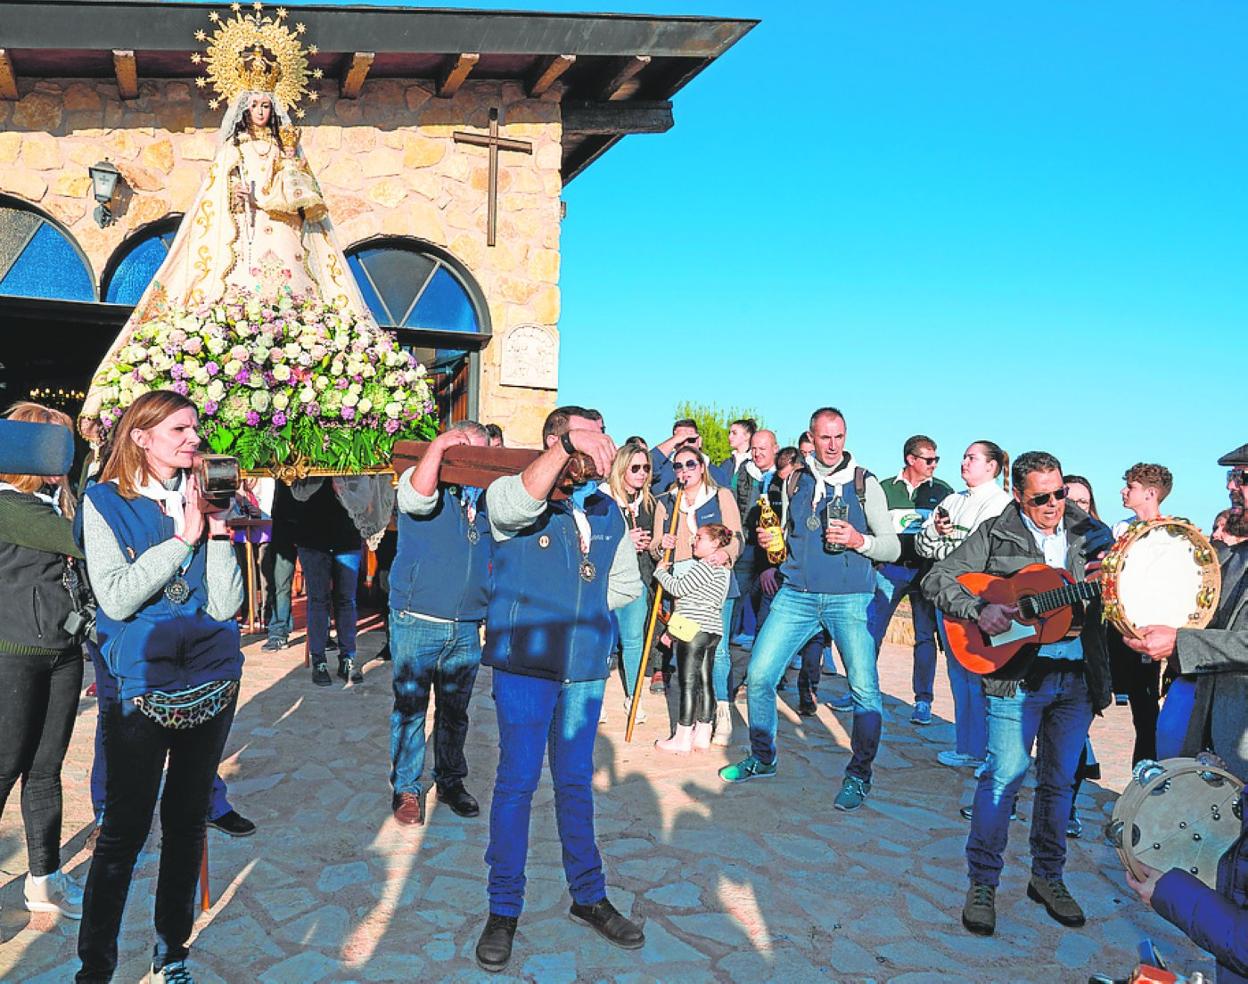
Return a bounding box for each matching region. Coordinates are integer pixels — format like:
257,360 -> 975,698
651,446 -> 743,744
605,442 -> 659,722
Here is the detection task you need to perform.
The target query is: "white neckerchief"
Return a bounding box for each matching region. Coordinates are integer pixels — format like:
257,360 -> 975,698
677,483 -> 716,536
0,481 -> 62,515
129,472 -> 188,538
805,452 -> 856,512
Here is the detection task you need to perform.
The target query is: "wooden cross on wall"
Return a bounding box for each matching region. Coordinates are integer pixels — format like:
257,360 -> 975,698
453,108 -> 534,246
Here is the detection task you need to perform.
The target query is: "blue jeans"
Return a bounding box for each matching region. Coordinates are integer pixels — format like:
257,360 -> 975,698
88,646 -> 231,824
745,586 -> 880,779
966,669 -> 1093,888
486,669 -> 606,917
616,593 -> 649,698
298,546 -> 360,659
938,618 -> 987,760
1156,676 -> 1196,759
263,542 -> 296,642
868,563 -> 939,703
389,613 -> 481,795
712,605 -> 733,701
729,565 -> 757,641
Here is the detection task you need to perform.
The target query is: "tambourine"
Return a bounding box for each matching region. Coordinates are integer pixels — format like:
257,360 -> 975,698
1100,519 -> 1220,639
1106,756 -> 1244,888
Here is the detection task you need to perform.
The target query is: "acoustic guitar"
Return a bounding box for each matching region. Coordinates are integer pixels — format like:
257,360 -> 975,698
942,563 -> 1101,674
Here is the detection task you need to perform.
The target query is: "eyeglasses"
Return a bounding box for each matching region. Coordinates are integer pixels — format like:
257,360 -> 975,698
1024,487 -> 1068,507
673,460 -> 702,472
913,455 -> 939,465
1228,469 -> 1248,486
628,463 -> 651,475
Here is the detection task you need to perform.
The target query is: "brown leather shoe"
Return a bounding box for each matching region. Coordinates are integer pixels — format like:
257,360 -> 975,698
392,792 -> 424,826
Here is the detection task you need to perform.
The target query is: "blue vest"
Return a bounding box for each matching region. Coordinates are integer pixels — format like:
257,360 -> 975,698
780,470 -> 876,595
483,492 -> 624,683
85,482 -> 242,701
659,489 -> 740,599
389,485 -> 492,621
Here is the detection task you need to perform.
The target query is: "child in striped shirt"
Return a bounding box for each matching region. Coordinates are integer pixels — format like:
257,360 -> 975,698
653,523 -> 733,753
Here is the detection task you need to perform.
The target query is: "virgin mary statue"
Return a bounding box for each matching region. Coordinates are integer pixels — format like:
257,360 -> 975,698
84,7 -> 373,416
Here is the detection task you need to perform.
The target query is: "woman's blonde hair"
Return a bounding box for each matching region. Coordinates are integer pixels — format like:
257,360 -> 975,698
666,445 -> 719,496
98,390 -> 198,498
0,401 -> 77,518
607,441 -> 655,514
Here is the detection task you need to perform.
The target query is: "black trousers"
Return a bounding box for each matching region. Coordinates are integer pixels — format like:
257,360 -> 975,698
0,647 -> 83,877
1109,628 -> 1160,765
673,631 -> 720,726
77,694 -> 237,982
797,630 -> 831,703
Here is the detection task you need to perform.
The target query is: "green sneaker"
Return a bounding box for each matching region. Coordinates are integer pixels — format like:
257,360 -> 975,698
718,755 -> 777,784
833,775 -> 871,811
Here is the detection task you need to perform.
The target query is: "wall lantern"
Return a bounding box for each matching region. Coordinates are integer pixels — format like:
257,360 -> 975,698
88,160 -> 123,227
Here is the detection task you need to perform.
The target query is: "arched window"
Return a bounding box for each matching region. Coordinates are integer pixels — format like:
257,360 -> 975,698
345,238 -> 490,424
102,218 -> 180,305
0,198 -> 95,302
346,239 -> 488,335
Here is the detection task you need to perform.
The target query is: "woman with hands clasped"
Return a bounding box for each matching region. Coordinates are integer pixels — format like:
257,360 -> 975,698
606,442 -> 657,722
651,446 -> 742,743
76,390 -> 244,984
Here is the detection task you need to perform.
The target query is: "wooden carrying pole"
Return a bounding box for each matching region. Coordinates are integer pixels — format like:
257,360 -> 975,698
199,841 -> 210,912
624,496 -> 681,743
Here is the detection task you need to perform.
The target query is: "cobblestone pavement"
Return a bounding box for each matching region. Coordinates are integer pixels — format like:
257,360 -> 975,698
1,631 -> 1216,983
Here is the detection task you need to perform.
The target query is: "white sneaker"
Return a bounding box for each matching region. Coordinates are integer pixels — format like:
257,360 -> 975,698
623,699 -> 647,725
712,704 -> 732,746
937,750 -> 984,769
24,868 -> 83,919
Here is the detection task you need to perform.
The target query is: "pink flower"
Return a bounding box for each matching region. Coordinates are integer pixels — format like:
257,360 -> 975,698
245,411 -> 260,426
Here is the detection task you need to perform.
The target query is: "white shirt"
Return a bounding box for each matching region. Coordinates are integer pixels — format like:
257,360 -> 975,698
1021,513 -> 1083,662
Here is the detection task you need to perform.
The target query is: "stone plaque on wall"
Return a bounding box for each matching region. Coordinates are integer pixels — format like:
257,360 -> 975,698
499,324 -> 558,390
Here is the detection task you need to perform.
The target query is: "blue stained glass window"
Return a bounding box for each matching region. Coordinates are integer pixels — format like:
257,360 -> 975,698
105,230 -> 176,304
346,242 -> 483,334
0,222 -> 94,301
408,266 -> 478,333
346,252 -> 387,324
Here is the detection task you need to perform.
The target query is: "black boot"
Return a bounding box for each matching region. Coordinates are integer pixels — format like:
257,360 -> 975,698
475,913 -> 518,973
569,898 -> 644,949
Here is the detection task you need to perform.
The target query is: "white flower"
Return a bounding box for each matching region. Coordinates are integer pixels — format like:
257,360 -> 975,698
284,343 -> 301,360
273,392 -> 290,410
314,376 -> 329,391
224,360 -> 242,377
357,398 -> 373,414
206,380 -> 226,401
298,387 -> 315,404
342,391 -> 358,407
250,391 -> 271,412
193,368 -> 210,385
272,364 -> 292,382
384,401 -> 401,419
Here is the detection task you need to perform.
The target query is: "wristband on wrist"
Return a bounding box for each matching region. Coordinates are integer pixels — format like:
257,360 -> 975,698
560,431 -> 577,456
174,534 -> 194,552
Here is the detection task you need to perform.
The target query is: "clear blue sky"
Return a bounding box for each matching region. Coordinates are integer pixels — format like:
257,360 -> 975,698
205,1 -> 1247,525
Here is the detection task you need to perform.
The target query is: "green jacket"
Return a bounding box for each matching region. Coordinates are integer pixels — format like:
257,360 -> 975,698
0,489 -> 83,655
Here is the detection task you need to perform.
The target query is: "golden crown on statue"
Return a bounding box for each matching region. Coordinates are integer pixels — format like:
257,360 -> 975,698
191,3 -> 324,119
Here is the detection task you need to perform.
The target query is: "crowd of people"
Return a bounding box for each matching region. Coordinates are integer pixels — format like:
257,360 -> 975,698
0,395 -> 1245,982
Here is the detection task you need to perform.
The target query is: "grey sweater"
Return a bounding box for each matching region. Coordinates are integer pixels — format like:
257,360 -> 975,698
487,475 -> 641,611
82,497 -> 244,623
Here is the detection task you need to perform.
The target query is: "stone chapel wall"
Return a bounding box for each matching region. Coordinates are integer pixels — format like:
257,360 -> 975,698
0,78 -> 562,445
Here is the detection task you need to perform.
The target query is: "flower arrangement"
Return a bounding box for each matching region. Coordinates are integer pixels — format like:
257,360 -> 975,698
93,289 -> 438,473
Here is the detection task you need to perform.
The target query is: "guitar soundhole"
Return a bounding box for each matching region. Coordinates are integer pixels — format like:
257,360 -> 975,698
1017,596 -> 1036,621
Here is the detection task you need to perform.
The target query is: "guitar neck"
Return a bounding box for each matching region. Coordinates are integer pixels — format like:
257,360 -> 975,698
1020,579 -> 1101,620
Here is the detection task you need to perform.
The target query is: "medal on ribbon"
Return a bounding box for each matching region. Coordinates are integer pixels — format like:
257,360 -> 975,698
165,575 -> 192,604
806,514 -> 822,532
579,558 -> 597,583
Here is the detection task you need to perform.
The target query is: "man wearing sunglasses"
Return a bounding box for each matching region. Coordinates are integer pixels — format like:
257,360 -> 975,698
869,435 -> 955,726
923,450 -> 1113,938
1122,445 -> 1248,984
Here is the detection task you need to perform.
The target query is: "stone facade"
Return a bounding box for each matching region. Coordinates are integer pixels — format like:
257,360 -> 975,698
0,78 -> 564,445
